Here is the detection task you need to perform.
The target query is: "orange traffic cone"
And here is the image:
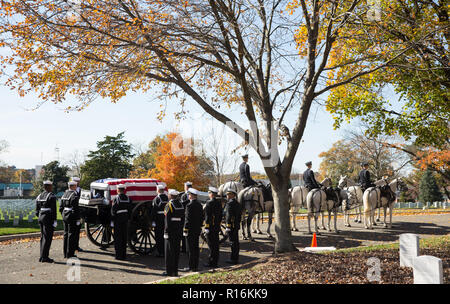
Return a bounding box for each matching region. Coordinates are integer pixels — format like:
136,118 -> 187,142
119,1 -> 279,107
311,233 -> 318,247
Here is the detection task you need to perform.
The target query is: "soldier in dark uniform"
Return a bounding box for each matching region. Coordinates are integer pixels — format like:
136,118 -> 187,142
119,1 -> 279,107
163,189 -> 184,276
180,181 -> 192,253
60,181 -> 80,258
303,161 -> 321,190
150,185 -> 169,257
203,186 -> 222,268
111,184 -> 133,260
359,162 -> 375,192
36,180 -> 57,263
182,188 -> 204,272
225,189 -> 241,264
239,154 -> 257,188
72,177 -> 84,253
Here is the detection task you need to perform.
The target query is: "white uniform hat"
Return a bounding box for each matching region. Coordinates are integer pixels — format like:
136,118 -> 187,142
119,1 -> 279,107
157,185 -> 165,190
72,177 -> 80,182
188,188 -> 199,195
168,189 -> 179,196
68,181 -> 77,187
208,186 -> 219,193
117,184 -> 126,189
43,180 -> 52,185
184,181 -> 192,186
226,189 -> 237,194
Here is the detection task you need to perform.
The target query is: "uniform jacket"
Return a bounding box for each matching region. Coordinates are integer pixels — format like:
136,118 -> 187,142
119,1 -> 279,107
183,199 -> 204,235
111,194 -> 133,223
164,199 -> 185,237
35,191 -> 57,223
303,168 -> 321,189
225,198 -> 241,230
204,198 -> 223,232
359,169 -> 373,188
239,162 -> 256,186
59,189 -> 80,222
151,194 -> 169,224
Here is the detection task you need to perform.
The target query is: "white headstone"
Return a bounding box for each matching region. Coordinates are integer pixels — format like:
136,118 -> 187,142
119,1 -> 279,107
413,255 -> 443,284
4,215 -> 9,223
399,233 -> 420,267
13,217 -> 19,226
28,215 -> 34,223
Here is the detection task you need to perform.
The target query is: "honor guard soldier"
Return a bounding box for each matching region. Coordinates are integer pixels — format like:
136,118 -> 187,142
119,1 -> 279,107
36,180 -> 57,263
203,186 -> 222,268
239,154 -> 257,188
111,184 -> 133,260
180,181 -> 192,253
163,189 -> 184,276
72,177 -> 84,253
225,189 -> 241,264
359,162 -> 375,192
303,161 -> 321,191
151,185 -> 169,257
182,188 -> 204,272
60,181 -> 80,258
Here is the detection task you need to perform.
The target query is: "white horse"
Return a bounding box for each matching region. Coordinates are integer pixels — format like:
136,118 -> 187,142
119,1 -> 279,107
362,177 -> 407,229
338,176 -> 364,226
305,178 -> 346,234
289,185 -> 309,231
250,183 -> 274,237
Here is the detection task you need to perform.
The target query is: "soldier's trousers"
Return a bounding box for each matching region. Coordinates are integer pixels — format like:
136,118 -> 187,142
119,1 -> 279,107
155,225 -> 165,256
165,236 -> 181,275
39,220 -> 54,259
229,228 -> 239,262
113,220 -> 128,259
63,221 -> 77,258
74,220 -> 81,249
186,233 -> 200,270
206,231 -> 220,266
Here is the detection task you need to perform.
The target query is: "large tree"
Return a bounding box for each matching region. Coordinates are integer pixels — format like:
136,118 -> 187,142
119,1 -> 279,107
1,0 -> 444,252
418,168 -> 444,203
80,132 -> 134,188
33,160 -> 70,195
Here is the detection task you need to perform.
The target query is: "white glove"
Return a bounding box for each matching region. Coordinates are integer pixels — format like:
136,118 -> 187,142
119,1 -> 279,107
152,221 -> 156,227
53,221 -> 57,228
110,221 -> 114,227
225,228 -> 231,234
204,229 -> 210,234
76,221 -> 81,226
183,231 -> 188,237
164,233 -> 169,239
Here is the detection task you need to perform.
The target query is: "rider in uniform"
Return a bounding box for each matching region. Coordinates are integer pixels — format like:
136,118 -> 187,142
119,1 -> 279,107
163,189 -> 184,276
60,181 -> 80,258
203,186 -> 222,268
359,162 -> 375,192
36,180 -> 57,263
303,161 -> 321,190
182,188 -> 204,272
111,184 -> 133,260
150,185 -> 169,257
239,154 -> 257,188
225,189 -> 241,265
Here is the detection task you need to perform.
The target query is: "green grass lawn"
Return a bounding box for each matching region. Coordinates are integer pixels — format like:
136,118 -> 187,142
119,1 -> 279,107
0,202 -> 64,236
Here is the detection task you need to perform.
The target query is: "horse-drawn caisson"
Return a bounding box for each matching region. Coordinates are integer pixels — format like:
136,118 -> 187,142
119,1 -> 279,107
79,178 -> 168,255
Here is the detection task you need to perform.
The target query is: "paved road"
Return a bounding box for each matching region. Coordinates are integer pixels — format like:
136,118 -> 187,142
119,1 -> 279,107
0,213 -> 448,284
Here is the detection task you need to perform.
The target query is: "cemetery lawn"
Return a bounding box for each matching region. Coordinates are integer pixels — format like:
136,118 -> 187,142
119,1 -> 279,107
0,202 -> 64,236
160,235 -> 449,284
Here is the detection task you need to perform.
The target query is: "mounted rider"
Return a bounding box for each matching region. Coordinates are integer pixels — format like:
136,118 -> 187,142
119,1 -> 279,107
303,161 -> 322,191
358,162 -> 375,192
239,154 -> 257,188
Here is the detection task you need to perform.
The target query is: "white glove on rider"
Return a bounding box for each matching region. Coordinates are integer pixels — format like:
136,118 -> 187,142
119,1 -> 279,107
76,221 -> 81,226
204,229 -> 210,234
110,221 -> 114,227
164,233 -> 169,239
152,221 -> 156,228
183,231 -> 188,237
53,221 -> 57,228
225,228 -> 231,234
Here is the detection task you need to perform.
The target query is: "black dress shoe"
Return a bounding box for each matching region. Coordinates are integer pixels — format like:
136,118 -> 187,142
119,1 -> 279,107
39,257 -> 43,262
204,263 -> 218,268
77,247 -> 84,252
226,260 -> 238,265
41,258 -> 54,263
181,267 -> 191,272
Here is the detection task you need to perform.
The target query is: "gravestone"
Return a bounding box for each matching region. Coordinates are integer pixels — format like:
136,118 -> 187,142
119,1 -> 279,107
399,233 -> 420,267
4,215 -> 9,223
13,217 -> 19,226
28,214 -> 34,223
413,255 -> 443,284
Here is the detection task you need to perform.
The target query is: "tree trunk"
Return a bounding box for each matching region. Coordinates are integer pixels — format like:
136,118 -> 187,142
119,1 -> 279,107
271,177 -> 297,253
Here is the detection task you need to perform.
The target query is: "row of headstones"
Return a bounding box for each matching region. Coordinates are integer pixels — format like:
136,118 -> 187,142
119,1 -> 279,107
1,210 -> 36,225
399,233 -> 443,284
394,202 -> 448,209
